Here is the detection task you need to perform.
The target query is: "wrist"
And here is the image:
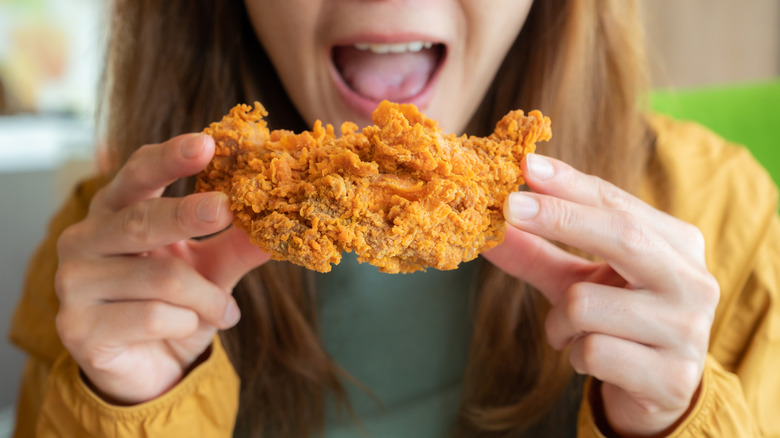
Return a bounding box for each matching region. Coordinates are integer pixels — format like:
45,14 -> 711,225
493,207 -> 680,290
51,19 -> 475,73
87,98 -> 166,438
588,378 -> 703,438
79,345 -> 214,406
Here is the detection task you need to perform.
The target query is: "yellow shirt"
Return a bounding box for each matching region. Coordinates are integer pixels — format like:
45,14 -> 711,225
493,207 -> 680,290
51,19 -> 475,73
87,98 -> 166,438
9,115 -> 780,437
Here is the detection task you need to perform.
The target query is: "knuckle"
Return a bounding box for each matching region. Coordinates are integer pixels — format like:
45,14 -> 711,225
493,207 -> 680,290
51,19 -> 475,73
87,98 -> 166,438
678,222 -> 708,263
613,211 -> 651,254
158,275 -> 185,304
54,312 -> 70,342
56,310 -> 86,348
122,202 -> 154,245
548,198 -> 580,234
122,149 -> 147,185
682,223 -> 706,251
563,283 -> 590,325
634,400 -> 663,417
157,258 -> 190,294
213,294 -> 231,325
681,267 -> 721,313
84,352 -> 113,373
197,284 -> 229,326
89,186 -> 110,209
544,312 -> 564,350
668,361 -> 701,402
56,223 -> 86,257
155,261 -> 185,296
174,197 -> 194,232
577,335 -> 603,374
122,144 -> 154,177
698,272 -> 721,310
90,184 -> 121,213
139,302 -> 170,338
676,311 -> 712,346
595,176 -> 626,210
53,266 -> 70,302
54,260 -> 84,302
56,227 -> 75,256
118,143 -> 159,187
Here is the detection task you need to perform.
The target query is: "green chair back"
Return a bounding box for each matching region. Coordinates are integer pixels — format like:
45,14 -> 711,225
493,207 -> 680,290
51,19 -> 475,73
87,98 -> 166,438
651,80 -> 780,189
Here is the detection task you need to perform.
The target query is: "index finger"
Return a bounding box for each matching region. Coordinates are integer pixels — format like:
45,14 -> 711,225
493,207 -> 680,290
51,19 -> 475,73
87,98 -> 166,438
93,133 -> 215,212
504,191 -> 683,291
522,154 -> 706,265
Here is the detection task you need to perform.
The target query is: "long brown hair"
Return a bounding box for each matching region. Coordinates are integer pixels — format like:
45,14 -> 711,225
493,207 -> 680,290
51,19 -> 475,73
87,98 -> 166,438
102,1 -> 651,436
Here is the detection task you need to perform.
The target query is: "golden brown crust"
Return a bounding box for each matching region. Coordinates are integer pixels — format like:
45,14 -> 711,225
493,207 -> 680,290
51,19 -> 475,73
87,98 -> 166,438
196,101 -> 551,273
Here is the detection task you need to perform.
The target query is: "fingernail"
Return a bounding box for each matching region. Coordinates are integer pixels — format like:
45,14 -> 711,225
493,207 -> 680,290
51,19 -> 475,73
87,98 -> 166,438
181,134 -> 205,159
197,193 -> 227,223
526,154 -> 555,180
224,300 -> 241,326
506,192 -> 539,221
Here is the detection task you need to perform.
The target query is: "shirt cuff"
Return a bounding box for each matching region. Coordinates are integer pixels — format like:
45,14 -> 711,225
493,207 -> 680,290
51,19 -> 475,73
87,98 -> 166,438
38,335 -> 240,437
576,354 -> 759,437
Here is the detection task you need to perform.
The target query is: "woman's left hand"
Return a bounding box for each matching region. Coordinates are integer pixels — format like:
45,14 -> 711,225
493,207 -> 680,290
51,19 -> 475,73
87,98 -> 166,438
483,154 -> 720,436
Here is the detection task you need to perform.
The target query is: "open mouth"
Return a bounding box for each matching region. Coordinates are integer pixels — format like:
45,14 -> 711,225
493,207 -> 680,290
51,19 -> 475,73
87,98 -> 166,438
331,41 -> 446,113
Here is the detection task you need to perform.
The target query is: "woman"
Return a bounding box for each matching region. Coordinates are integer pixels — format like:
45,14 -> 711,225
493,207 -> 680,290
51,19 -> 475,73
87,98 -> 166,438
10,0 -> 779,436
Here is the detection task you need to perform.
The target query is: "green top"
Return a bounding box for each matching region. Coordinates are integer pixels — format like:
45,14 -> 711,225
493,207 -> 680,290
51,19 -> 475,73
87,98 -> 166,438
316,253 -> 479,437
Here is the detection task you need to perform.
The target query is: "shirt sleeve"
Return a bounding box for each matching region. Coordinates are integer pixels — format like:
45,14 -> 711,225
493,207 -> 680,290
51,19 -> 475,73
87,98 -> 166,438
576,117 -> 780,437
576,355 -> 762,437
9,176 -> 241,437
29,336 -> 240,438
577,216 -> 780,437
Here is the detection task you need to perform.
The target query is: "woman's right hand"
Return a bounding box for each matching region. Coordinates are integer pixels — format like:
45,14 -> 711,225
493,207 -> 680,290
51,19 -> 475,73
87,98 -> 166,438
55,134 -> 269,405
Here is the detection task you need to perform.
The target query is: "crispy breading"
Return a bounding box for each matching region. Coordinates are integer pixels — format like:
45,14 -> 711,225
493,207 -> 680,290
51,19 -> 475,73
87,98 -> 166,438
196,100 -> 551,273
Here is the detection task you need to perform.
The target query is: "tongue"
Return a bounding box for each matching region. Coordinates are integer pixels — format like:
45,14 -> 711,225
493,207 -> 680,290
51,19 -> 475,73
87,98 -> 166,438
334,46 -> 439,102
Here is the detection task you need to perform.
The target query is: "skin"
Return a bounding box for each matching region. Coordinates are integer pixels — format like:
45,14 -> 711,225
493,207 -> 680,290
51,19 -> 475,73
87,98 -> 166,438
55,1 -> 719,435
244,0 -> 533,132
56,134 -> 269,403
483,154 -> 718,435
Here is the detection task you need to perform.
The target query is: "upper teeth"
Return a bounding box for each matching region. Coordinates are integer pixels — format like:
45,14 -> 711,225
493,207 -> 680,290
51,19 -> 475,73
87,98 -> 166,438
354,41 -> 434,54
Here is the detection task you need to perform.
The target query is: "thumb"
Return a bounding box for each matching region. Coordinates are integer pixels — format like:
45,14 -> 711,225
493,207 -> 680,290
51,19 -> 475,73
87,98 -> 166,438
191,226 -> 271,290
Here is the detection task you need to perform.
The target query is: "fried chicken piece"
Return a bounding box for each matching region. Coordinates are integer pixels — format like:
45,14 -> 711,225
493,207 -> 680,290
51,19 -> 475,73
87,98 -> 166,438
196,100 -> 551,273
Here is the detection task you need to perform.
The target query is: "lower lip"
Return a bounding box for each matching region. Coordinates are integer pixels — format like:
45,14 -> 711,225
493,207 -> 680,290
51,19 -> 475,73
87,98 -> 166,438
328,50 -> 445,122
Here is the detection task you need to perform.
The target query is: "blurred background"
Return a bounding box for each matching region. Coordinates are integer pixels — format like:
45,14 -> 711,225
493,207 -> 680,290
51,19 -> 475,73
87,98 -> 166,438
641,0 -> 779,88
0,0 -> 778,435
0,0 -> 104,434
